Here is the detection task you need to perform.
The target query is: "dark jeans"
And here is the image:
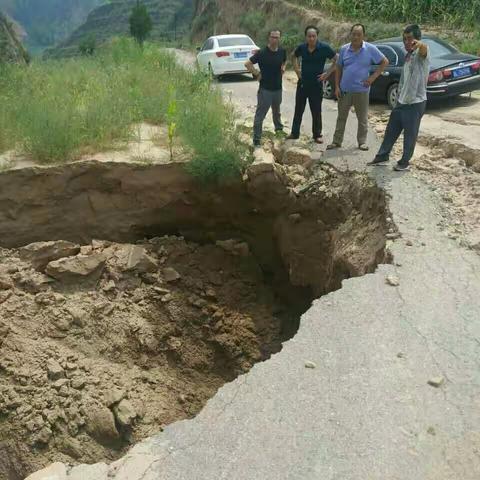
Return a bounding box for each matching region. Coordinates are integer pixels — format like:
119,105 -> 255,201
291,81 -> 323,139
253,87 -> 283,144
376,101 -> 426,166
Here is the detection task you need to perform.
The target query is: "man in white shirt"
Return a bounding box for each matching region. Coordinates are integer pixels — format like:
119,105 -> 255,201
369,24 -> 430,172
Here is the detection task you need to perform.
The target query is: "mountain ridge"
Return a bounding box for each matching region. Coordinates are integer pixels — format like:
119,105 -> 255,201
46,0 -> 194,58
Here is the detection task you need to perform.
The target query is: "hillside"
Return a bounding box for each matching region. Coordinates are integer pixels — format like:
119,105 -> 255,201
0,10 -> 29,63
192,0 -> 353,49
192,0 -> 479,54
46,0 -> 194,59
0,0 -> 104,51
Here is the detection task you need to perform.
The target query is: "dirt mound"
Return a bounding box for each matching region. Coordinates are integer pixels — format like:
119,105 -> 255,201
0,236 -> 296,479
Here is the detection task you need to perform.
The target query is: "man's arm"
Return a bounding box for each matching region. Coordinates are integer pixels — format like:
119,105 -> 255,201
334,64 -> 343,98
293,55 -> 301,80
364,56 -> 389,87
245,59 -> 260,79
413,39 -> 428,58
281,50 -> 287,75
319,53 -> 338,82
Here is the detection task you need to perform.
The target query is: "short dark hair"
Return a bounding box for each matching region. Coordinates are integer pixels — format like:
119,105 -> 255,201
403,24 -> 422,40
268,29 -> 281,37
351,23 -> 366,34
304,25 -> 319,36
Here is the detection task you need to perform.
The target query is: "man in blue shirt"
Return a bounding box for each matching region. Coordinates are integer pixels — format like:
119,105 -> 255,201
327,24 -> 388,151
288,26 -> 337,143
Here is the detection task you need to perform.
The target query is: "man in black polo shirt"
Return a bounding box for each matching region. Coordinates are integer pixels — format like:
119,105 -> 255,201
245,29 -> 287,147
288,26 -> 337,143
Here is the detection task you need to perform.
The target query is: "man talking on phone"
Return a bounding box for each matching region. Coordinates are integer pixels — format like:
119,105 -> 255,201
369,24 -> 430,171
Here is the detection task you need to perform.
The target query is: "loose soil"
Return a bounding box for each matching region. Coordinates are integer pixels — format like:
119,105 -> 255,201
0,236 -> 305,479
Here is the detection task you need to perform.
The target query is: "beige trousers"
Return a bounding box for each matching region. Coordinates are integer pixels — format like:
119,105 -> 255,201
332,92 -> 369,146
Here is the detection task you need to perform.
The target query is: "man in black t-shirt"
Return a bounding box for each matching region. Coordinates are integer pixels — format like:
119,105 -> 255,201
245,30 -> 287,147
288,26 -> 337,143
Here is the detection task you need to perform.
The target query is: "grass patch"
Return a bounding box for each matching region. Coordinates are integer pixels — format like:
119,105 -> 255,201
0,38 -> 246,183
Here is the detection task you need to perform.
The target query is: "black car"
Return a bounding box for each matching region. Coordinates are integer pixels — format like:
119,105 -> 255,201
323,36 -> 480,108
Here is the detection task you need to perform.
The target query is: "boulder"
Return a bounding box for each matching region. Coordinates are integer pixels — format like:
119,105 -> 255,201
113,399 -> 137,428
13,270 -> 54,293
163,267 -> 181,282
19,241 -> 80,271
247,149 -> 276,177
86,405 -> 119,445
104,388 -> 125,407
0,275 -> 12,290
46,359 -> 65,381
56,435 -> 83,459
46,253 -> 106,284
283,146 -> 313,169
125,245 -> 158,273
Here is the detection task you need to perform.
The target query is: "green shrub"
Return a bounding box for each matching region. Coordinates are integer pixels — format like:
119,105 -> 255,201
129,0 -> 153,47
79,34 -> 97,56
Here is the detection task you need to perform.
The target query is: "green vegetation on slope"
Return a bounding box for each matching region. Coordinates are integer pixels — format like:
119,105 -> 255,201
0,0 -> 104,50
296,0 -> 480,29
46,0 -> 194,59
0,38 -> 245,182
230,1 -> 480,55
294,0 -> 480,54
0,11 -> 29,63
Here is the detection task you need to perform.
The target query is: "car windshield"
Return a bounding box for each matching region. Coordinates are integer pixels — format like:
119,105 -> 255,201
217,37 -> 254,47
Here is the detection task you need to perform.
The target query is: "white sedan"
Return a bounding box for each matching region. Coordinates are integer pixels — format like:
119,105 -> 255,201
196,34 -> 259,78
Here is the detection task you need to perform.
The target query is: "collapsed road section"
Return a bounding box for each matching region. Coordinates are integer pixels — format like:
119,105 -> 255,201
0,145 -> 390,478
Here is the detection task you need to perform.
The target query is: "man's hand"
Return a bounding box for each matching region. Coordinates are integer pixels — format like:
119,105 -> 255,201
335,86 -> 342,99
281,64 -> 286,75
318,72 -> 329,82
253,71 -> 261,81
411,39 -> 420,51
412,39 -> 428,58
363,76 -> 376,87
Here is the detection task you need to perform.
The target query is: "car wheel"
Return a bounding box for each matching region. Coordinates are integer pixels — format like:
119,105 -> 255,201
387,83 -> 399,109
323,80 -> 334,99
208,63 -> 218,80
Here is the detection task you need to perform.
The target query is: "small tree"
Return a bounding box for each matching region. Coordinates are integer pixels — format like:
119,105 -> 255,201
129,0 -> 153,47
79,34 -> 96,56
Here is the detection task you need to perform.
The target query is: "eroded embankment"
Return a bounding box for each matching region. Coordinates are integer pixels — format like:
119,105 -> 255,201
0,157 -> 389,478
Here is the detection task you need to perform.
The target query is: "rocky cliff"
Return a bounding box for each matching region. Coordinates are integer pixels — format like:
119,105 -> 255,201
0,11 -> 29,63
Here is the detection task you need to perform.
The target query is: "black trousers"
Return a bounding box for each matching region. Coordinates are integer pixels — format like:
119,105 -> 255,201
376,101 -> 426,166
291,81 -> 323,139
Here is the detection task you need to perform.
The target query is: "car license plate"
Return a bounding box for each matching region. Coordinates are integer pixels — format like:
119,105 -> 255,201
234,52 -> 248,59
453,66 -> 471,78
